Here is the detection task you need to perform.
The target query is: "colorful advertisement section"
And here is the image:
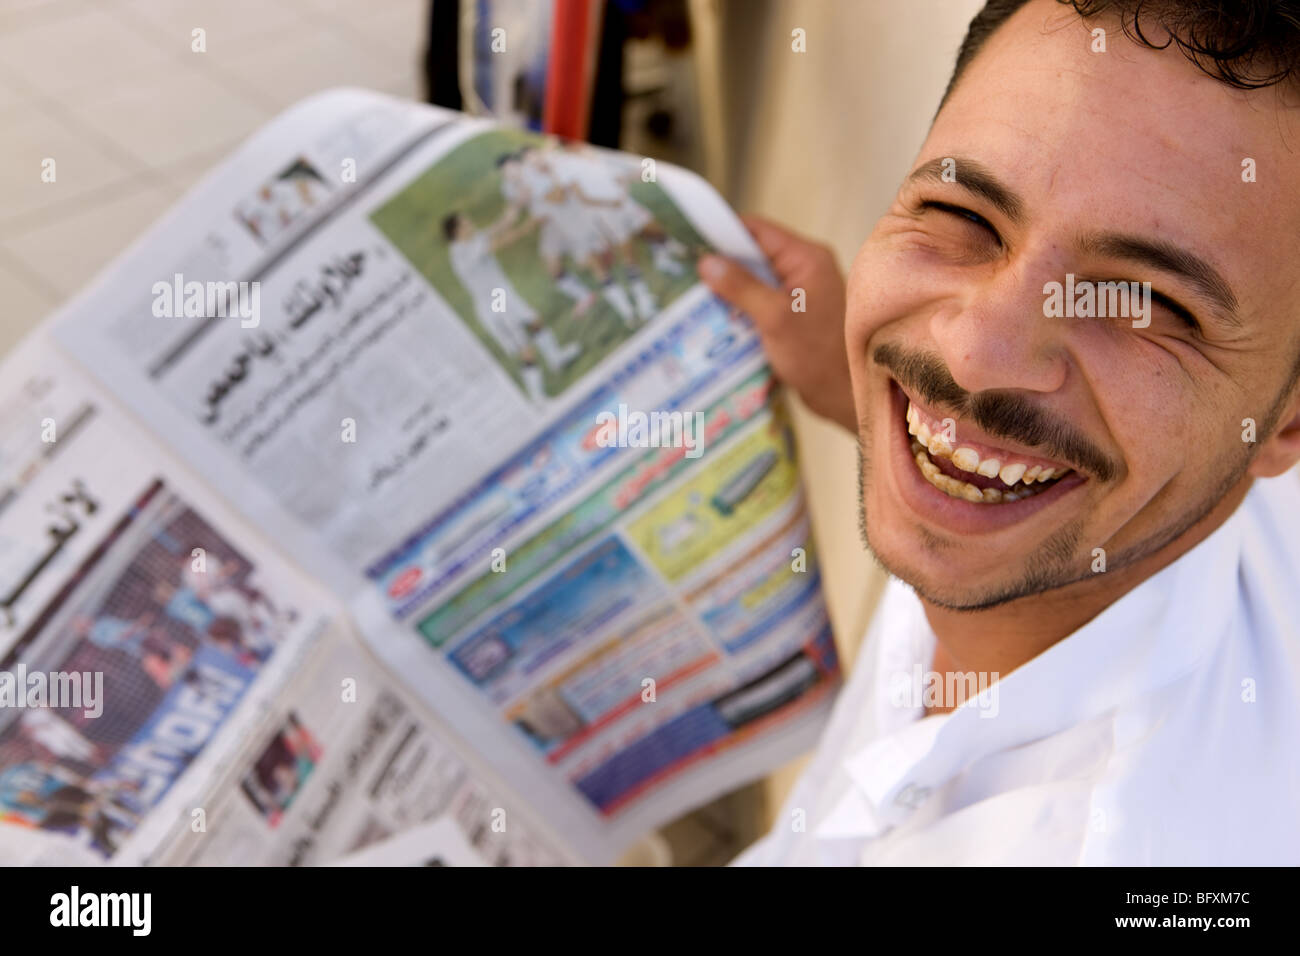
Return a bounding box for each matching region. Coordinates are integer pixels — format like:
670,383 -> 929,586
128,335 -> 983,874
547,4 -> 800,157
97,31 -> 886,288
370,294 -> 761,619
447,537 -> 669,706
573,627 -> 840,815
625,418 -> 799,583
687,514 -> 822,655
0,482 -> 294,858
506,605 -> 719,760
426,408 -> 837,817
417,370 -> 778,647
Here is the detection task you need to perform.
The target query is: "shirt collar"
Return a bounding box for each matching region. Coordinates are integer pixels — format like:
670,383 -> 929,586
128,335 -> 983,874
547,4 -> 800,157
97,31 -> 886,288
836,498 -> 1248,831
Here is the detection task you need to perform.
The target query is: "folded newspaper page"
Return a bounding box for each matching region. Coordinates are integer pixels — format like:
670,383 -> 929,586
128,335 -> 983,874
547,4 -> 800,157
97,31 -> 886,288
0,336 -> 572,866
23,88 -> 842,864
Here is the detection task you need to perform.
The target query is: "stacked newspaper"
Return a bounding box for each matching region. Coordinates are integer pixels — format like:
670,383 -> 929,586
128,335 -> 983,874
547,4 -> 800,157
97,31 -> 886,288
0,89 -> 839,866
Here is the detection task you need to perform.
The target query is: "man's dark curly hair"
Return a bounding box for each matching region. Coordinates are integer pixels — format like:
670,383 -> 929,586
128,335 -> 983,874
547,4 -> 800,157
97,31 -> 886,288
943,0 -> 1300,105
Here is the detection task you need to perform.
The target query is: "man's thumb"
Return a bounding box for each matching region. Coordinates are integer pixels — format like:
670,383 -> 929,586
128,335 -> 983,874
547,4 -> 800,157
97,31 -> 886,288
698,254 -> 783,318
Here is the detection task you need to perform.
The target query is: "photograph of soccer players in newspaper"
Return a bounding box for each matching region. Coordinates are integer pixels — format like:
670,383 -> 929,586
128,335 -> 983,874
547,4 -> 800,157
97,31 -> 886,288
371,129 -> 708,402
0,480 -> 296,858
234,156 -> 333,245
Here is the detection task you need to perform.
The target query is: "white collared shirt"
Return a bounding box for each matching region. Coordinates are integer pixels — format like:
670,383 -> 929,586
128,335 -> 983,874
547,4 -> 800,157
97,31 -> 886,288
735,471 -> 1300,866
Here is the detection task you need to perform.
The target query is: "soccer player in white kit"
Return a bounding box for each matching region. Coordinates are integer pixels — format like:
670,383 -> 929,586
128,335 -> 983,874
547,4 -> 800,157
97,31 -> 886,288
548,141 -> 690,309
498,149 -> 642,328
443,210 -> 579,402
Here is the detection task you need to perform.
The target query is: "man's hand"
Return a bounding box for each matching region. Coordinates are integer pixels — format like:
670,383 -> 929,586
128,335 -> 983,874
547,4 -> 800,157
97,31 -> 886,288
698,216 -> 856,433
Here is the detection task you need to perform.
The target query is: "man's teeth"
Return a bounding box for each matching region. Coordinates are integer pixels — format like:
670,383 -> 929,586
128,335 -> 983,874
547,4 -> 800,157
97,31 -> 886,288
905,401 -> 1069,504
999,462 -> 1027,485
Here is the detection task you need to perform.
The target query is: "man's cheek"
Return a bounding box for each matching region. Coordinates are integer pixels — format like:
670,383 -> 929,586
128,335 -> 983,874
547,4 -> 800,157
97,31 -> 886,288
843,301 -> 877,378
844,270 -> 901,362
1104,396 -> 1187,486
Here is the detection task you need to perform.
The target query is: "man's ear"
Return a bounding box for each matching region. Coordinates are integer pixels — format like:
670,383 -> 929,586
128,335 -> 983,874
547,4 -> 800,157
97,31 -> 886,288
1248,386 -> 1300,478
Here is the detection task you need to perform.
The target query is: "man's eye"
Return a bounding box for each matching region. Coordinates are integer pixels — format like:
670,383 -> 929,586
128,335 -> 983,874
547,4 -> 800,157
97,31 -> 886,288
1150,290 -> 1201,334
918,200 -> 1001,245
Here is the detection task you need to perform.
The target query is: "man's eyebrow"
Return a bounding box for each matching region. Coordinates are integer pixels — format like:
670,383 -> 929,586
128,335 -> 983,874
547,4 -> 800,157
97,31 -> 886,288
907,156 -> 1026,223
1078,232 -> 1242,328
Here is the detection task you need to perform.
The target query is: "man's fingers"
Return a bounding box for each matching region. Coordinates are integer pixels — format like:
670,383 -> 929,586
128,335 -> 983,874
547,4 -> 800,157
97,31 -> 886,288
739,214 -> 810,260
698,254 -> 786,320
739,214 -> 839,287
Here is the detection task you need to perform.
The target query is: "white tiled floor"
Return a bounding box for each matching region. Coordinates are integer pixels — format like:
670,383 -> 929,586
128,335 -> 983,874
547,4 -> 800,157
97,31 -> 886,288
0,0 -> 426,350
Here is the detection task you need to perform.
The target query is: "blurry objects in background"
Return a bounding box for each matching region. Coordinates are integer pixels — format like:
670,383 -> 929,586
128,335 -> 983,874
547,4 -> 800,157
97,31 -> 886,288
616,0 -> 696,165
585,0 -> 630,146
616,830 -> 672,866
658,786 -> 761,866
424,0 -> 711,180
542,0 -> 601,138
426,0 -> 464,110
466,0 -> 557,131
426,0 -> 592,135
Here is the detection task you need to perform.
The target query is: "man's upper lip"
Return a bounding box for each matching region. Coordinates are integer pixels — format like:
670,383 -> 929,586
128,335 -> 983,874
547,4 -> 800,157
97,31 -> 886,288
895,382 -> 1076,473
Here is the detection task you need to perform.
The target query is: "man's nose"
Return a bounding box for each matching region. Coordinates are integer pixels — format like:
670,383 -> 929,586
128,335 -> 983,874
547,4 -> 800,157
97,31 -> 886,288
928,256 -> 1070,396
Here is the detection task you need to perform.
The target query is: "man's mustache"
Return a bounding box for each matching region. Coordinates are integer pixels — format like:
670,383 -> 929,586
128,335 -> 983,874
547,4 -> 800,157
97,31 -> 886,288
873,343 -> 1118,482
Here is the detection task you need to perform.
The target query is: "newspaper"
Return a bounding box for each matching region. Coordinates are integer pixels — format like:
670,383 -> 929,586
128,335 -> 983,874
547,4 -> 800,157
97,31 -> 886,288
151,622 -> 570,867
0,337 -> 330,864
0,88 -> 842,865
328,817 -> 491,867
0,336 -> 572,867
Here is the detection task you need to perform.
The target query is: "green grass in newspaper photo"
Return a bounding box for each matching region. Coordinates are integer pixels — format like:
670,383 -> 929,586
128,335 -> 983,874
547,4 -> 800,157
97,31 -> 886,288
370,128 -> 709,401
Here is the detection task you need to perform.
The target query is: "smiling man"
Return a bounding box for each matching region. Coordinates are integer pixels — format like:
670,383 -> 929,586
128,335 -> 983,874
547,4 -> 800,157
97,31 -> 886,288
703,0 -> 1300,865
